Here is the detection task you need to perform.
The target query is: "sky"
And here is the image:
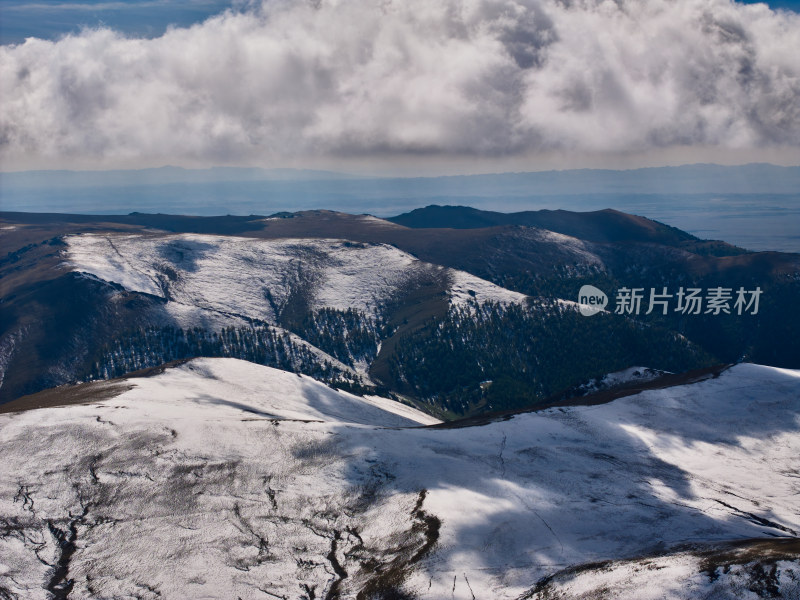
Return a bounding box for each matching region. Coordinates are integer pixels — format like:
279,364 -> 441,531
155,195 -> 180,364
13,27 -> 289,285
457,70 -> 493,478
1,0 -> 799,175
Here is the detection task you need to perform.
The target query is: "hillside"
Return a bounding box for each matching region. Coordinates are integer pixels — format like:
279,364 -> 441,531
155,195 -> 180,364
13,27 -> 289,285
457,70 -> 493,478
0,359 -> 797,598
1,209 -> 799,416
388,205 -> 699,244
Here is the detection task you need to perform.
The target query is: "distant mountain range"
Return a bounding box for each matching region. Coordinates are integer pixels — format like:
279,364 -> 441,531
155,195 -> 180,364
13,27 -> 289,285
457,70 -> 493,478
2,207 -> 798,415
3,162 -> 799,194
3,163 -> 798,253
388,205 -> 699,244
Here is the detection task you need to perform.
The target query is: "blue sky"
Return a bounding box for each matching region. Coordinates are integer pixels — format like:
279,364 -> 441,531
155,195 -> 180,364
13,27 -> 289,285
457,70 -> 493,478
1,0 -> 798,45
0,1 -> 235,45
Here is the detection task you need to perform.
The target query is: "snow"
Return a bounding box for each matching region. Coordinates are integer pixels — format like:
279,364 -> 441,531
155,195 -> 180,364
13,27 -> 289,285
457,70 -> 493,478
531,228 -> 604,265
557,297 -> 587,310
111,358 -> 442,427
448,269 -> 528,307
357,394 -> 441,425
64,232 -> 530,325
577,366 -> 669,393
0,361 -> 798,599
354,214 -> 406,229
61,232 -> 533,382
532,552 -> 800,600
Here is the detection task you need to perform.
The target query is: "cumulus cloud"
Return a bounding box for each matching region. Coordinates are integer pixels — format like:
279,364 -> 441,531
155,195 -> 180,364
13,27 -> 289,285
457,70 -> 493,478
1,0 -> 799,169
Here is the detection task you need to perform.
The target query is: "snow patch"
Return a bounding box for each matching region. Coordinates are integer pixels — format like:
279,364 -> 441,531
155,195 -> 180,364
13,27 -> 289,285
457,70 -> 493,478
65,232 -> 529,324
448,269 -> 527,307
577,366 -> 669,394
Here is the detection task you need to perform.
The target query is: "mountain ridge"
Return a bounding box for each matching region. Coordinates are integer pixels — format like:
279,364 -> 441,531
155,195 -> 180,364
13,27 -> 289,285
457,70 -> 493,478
2,209 -> 798,415
0,358 -> 797,598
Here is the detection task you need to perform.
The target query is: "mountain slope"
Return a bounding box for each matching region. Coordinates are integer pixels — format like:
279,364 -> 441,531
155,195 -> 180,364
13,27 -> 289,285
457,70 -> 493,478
59,231 -> 714,417
64,232 -> 526,322
1,228 -> 530,402
388,205 -> 699,245
0,359 -> 797,599
2,209 -> 798,413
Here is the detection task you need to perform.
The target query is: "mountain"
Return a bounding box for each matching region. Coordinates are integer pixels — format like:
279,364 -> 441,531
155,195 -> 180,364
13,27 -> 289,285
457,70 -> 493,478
0,358 -> 797,599
388,205 -> 704,244
2,209 -> 799,416
2,164 -> 799,254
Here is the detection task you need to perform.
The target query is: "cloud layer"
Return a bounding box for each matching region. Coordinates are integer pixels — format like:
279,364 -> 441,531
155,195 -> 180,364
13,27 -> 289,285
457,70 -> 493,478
2,0 -> 799,169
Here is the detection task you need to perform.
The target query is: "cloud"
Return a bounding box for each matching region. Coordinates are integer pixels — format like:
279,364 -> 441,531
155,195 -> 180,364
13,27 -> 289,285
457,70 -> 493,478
1,0 -> 799,169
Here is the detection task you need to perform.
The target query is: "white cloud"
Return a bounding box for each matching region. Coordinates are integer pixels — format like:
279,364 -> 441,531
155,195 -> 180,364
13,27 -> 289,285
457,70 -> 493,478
1,0 -> 799,170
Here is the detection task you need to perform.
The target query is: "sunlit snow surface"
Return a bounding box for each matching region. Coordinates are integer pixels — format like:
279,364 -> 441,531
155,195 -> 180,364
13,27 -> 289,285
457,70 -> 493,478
64,233 -> 527,324
1,360 -> 798,598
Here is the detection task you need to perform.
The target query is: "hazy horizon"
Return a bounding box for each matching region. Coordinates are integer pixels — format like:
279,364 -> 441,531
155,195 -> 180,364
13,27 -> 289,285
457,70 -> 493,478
2,163 -> 798,253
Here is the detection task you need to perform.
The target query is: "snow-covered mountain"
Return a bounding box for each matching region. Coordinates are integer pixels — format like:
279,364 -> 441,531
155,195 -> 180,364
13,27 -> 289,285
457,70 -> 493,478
2,208 -> 798,416
1,359 -> 797,599
65,232 -> 527,326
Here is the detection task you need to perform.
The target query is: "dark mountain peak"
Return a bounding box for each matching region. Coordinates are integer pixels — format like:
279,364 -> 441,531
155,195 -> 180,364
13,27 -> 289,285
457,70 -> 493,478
387,205 -> 500,229
387,205 -> 698,245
